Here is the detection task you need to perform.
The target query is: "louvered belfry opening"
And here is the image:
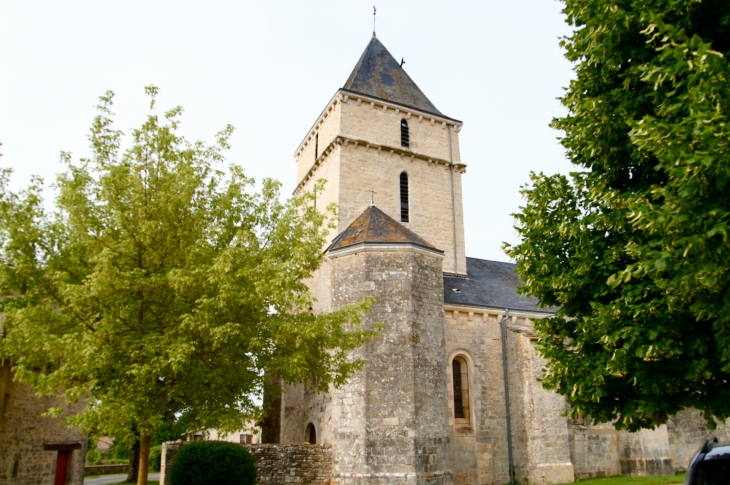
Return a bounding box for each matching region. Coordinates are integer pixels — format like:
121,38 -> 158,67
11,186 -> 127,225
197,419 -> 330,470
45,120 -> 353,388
400,172 -> 409,222
400,119 -> 409,148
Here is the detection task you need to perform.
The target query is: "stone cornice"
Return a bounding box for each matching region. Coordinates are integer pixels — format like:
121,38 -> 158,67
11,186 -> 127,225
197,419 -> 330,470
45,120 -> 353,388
443,304 -> 552,324
294,135 -> 467,195
327,242 -> 445,260
294,89 -> 464,159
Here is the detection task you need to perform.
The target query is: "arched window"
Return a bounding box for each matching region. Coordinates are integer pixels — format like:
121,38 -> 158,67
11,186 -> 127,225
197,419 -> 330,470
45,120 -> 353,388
400,119 -> 409,148
305,423 -> 317,444
400,172 -> 409,222
452,356 -> 470,422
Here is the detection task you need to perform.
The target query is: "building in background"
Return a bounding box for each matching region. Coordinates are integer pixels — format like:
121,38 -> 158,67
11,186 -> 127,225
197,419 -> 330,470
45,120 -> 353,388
0,364 -> 86,485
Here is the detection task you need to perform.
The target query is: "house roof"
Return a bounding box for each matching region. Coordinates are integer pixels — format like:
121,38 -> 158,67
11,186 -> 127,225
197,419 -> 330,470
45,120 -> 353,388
328,205 -> 441,253
443,257 -> 558,314
343,35 -> 442,116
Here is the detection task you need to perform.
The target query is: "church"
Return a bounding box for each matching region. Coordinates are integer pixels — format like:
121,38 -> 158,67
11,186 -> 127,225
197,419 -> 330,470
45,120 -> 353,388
271,34 -> 730,485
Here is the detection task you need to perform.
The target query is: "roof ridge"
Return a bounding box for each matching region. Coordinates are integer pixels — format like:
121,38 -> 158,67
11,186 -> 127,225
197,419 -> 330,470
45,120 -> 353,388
363,205 -> 373,242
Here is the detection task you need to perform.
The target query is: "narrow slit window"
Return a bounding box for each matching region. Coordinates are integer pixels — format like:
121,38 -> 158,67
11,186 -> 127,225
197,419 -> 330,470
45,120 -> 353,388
400,172 -> 409,222
452,356 -> 470,422
314,133 -> 319,160
401,119 -> 409,148
453,359 -> 464,418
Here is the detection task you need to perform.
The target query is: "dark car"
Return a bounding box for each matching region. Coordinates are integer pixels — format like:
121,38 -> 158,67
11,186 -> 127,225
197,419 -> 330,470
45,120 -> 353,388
685,438 -> 730,485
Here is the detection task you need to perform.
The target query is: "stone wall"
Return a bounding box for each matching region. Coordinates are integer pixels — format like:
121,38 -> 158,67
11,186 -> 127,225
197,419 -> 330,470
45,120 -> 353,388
282,249 -> 454,484
569,409 -> 729,478
245,444 -> 332,485
338,141 -> 467,276
159,440 -> 185,485
666,409 -> 730,472
569,420 -> 621,479
160,441 -> 332,485
617,426 -> 673,476
84,464 -> 129,476
327,250 -> 452,484
0,364 -> 86,485
294,92 -> 468,276
507,323 -> 574,485
444,308 -> 574,485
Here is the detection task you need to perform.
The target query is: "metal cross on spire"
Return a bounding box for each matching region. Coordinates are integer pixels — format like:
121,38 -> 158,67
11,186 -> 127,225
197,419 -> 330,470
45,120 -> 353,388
372,6 -> 377,37
370,187 -> 377,206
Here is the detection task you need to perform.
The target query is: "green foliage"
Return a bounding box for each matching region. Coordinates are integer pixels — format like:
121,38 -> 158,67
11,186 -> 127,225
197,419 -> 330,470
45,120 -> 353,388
85,435 -> 131,465
0,87 -> 378,444
149,445 -> 162,472
505,0 -> 730,430
169,441 -> 256,485
152,420 -> 183,447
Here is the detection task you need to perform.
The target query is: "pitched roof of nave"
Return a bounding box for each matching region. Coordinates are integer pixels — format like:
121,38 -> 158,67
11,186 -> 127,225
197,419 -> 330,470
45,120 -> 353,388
444,258 -> 560,314
328,205 -> 441,253
343,35 -> 442,116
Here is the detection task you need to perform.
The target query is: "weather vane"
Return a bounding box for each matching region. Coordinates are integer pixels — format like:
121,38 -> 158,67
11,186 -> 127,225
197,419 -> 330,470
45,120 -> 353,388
370,187 -> 377,206
372,6 -> 377,36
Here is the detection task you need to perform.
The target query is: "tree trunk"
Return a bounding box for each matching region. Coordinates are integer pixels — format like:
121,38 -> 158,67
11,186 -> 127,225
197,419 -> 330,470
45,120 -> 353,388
137,434 -> 151,485
125,436 -> 140,483
261,377 -> 282,444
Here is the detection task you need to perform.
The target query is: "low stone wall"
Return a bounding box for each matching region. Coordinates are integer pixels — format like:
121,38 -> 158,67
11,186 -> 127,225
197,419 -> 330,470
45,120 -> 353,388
244,444 -> 332,485
85,464 -> 130,476
160,441 -> 332,485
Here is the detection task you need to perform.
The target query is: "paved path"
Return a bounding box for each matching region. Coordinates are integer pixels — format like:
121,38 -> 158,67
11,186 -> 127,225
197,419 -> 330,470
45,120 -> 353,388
84,473 -> 160,485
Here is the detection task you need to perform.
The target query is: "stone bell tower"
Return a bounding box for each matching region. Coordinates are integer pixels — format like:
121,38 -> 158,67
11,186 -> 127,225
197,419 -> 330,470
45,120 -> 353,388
280,35 -> 463,485
293,33 -> 467,276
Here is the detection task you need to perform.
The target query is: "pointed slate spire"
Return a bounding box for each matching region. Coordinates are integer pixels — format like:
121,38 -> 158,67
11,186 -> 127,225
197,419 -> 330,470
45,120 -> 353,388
328,205 -> 442,253
343,36 -> 442,115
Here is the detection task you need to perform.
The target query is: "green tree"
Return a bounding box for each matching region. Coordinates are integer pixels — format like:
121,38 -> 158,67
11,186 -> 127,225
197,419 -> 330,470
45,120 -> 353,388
505,0 -> 730,431
0,87 -> 377,484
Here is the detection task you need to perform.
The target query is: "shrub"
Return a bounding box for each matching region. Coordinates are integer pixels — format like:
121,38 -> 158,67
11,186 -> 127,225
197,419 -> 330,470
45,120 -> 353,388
169,441 -> 256,485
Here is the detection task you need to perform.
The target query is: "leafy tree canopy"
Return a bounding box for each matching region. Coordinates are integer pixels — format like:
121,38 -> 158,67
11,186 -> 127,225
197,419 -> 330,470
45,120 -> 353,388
505,0 -> 730,431
0,87 -> 377,482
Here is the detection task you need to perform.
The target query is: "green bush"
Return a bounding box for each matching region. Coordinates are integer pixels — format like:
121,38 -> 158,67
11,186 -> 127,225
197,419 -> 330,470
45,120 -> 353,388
149,445 -> 162,472
170,441 -> 256,485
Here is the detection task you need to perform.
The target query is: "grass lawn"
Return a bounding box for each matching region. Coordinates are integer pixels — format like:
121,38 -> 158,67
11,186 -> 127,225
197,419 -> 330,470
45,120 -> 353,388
570,473 -> 685,485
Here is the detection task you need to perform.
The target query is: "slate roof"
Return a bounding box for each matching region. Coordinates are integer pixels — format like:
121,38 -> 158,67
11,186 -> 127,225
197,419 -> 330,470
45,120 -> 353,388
443,257 -> 558,314
328,205 -> 442,253
343,35 -> 442,116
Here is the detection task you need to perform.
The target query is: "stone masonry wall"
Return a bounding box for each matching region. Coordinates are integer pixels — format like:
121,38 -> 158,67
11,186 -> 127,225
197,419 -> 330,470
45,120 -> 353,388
444,309 -> 574,485
569,420 -> 621,479
666,409 -> 730,472
328,250 -> 453,484
507,323 -> 574,485
160,441 -> 332,485
282,249 -> 453,485
294,93 -> 467,276
570,421 -> 674,478
0,364 -> 86,485
245,444 -> 332,485
338,143 -> 466,276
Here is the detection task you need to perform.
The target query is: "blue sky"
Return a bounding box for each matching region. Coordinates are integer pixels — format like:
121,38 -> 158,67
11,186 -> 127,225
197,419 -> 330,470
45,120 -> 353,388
0,0 -> 575,262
